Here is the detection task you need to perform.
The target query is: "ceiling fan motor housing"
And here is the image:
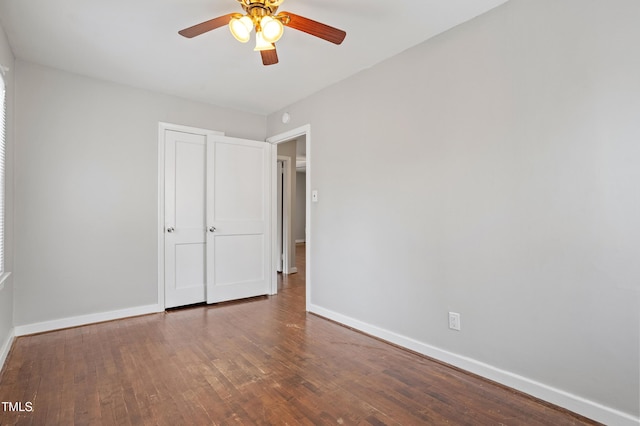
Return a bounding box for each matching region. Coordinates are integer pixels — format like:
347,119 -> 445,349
238,0 -> 282,16
237,0 -> 292,30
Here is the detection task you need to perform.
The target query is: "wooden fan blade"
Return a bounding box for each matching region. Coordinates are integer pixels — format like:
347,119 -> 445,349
261,47 -> 279,66
179,13 -> 236,38
281,12 -> 346,45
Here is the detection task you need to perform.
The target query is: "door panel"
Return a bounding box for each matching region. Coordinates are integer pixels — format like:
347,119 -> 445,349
175,141 -> 206,228
206,135 -> 271,304
214,234 -> 264,284
164,130 -> 207,308
175,243 -> 206,288
213,142 -> 266,221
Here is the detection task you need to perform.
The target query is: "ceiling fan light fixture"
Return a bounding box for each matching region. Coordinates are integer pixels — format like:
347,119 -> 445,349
254,31 -> 275,51
229,15 -> 253,43
179,1 -> 347,66
260,16 -> 284,43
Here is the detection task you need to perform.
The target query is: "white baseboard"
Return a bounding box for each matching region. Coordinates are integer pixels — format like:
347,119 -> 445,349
0,327 -> 15,374
286,267 -> 298,274
14,304 -> 163,337
295,239 -> 306,244
308,303 -> 639,426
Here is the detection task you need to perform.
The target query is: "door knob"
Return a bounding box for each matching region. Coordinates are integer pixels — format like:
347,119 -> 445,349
166,227 -> 175,233
209,226 -> 216,232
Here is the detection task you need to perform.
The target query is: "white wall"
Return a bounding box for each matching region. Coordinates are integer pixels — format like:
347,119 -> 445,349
13,61 -> 266,328
267,0 -> 640,423
0,21 -> 15,369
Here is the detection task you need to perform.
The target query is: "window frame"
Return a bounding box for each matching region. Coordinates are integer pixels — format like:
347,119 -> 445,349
0,70 -> 8,288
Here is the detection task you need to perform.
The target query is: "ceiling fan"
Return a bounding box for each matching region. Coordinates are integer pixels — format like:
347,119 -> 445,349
178,0 -> 347,66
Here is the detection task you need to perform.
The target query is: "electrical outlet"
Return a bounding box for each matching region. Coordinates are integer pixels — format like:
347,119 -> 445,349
448,312 -> 461,331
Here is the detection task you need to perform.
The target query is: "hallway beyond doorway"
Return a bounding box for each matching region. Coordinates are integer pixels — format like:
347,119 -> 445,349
278,242 -> 306,292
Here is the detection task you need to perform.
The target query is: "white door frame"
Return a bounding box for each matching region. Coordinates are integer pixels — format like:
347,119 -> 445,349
267,125 -> 311,309
157,122 -> 223,309
277,155 -> 293,275
276,159 -> 283,273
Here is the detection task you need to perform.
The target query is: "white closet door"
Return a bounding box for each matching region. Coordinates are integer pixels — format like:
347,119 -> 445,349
164,130 -> 207,308
206,135 -> 272,304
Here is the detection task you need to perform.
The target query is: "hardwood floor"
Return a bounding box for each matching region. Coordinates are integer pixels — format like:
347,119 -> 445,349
1,245 -> 599,425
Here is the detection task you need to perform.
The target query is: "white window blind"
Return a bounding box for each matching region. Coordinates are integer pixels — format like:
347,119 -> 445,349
0,72 -> 5,273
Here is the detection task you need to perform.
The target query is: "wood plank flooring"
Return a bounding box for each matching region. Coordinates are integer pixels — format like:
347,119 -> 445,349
0,246 -> 599,425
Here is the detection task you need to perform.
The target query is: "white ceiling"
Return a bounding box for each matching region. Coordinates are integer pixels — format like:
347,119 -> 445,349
0,0 -> 508,115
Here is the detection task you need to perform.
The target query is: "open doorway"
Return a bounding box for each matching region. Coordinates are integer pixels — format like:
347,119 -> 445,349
268,125 -> 311,310
276,145 -> 296,276
276,156 -> 294,274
